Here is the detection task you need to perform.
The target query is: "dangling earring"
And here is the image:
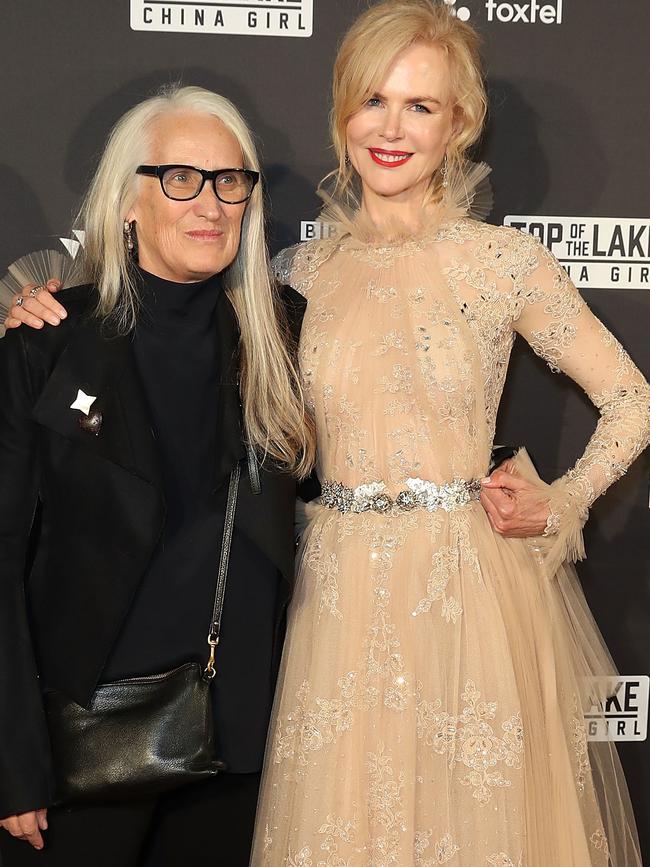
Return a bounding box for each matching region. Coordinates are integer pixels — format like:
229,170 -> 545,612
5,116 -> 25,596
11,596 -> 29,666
344,150 -> 351,168
440,154 -> 449,189
123,219 -> 134,252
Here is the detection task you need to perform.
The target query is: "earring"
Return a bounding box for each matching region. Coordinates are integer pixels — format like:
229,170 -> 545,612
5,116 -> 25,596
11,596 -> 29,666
123,219 -> 134,252
440,154 -> 449,189
344,150 -> 351,168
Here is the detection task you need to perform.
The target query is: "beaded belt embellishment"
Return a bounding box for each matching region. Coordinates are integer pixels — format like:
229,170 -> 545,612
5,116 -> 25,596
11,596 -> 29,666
320,477 -> 482,515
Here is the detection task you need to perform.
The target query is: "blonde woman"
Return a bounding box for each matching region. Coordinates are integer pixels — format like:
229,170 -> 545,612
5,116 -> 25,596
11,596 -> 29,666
0,85 -> 314,867
247,2 -> 649,864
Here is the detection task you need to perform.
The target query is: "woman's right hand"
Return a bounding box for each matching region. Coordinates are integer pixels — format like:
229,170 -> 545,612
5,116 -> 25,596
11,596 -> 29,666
4,281 -> 66,330
0,808 -> 48,850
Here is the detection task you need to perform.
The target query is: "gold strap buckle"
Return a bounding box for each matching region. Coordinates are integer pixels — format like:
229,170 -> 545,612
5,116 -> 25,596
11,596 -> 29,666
203,633 -> 219,680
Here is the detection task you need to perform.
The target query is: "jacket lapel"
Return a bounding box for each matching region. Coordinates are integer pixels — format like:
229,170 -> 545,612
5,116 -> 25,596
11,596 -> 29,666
32,316 -> 163,492
31,285 -> 309,583
30,289 -> 255,493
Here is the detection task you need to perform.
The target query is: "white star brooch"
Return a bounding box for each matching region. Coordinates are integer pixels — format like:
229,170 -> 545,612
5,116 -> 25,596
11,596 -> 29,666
70,389 -> 97,416
70,389 -> 103,435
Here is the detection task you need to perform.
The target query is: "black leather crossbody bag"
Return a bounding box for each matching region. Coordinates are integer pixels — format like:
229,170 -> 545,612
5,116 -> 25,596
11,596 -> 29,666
44,464 -> 241,805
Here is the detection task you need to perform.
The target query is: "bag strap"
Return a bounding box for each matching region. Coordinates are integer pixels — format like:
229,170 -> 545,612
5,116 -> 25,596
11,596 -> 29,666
246,442 -> 262,495
203,463 -> 241,680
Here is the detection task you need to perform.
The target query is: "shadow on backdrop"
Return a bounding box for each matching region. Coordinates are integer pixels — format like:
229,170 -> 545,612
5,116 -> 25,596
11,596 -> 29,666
61,69 -> 319,254
483,77 -> 609,221
0,167 -> 52,266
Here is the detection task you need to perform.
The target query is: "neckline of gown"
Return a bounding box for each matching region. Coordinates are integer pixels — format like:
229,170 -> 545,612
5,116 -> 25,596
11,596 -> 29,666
318,160 -> 493,250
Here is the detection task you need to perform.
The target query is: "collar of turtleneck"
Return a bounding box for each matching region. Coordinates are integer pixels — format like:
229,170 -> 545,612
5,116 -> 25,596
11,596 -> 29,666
129,263 -> 243,497
135,266 -> 224,337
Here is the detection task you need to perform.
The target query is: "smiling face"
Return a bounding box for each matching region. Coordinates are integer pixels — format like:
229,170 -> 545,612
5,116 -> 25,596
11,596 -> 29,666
128,112 -> 247,283
346,41 -> 457,215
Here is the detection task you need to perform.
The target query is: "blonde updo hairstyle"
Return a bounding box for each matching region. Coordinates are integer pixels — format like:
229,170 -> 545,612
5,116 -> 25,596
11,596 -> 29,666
330,0 -> 487,204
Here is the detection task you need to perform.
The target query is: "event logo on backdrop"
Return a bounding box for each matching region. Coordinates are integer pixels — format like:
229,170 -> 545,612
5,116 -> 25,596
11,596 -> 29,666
504,216 -> 650,289
300,221 -> 335,242
131,0 -> 313,37
443,0 -> 563,24
586,676 -> 649,742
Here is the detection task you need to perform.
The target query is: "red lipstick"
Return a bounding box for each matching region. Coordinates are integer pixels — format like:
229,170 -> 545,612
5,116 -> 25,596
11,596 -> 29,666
368,148 -> 413,167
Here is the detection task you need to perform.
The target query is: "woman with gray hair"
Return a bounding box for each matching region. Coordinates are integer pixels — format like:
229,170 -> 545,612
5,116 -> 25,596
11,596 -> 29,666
0,84 -> 315,866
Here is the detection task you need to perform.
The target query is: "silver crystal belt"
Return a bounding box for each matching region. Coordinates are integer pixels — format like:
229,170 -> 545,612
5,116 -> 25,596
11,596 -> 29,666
319,477 -> 482,515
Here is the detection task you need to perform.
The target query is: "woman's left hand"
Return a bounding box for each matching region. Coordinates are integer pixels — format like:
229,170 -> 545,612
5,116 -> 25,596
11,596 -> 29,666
480,463 -> 550,537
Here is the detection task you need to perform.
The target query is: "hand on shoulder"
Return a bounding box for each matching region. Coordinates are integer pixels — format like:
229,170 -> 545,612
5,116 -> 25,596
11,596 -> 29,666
4,280 -> 66,331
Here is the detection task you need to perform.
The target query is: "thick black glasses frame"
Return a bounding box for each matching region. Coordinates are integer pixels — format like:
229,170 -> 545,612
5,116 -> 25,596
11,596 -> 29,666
136,164 -> 260,204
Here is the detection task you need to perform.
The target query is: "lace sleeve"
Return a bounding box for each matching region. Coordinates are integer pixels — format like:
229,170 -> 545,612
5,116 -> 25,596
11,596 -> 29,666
512,237 -> 650,564
271,246 -> 299,288
272,238 -> 339,299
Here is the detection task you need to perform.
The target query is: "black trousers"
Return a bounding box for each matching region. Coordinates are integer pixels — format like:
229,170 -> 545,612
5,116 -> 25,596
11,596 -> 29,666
0,773 -> 260,867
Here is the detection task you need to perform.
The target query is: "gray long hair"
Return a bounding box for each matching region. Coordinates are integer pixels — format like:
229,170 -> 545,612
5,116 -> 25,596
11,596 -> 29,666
78,84 -> 315,476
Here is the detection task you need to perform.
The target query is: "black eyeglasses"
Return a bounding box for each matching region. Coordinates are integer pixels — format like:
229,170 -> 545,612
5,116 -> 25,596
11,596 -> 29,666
136,164 -> 259,204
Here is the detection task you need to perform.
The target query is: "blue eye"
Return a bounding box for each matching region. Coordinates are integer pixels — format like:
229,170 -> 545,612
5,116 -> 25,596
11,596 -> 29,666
411,103 -> 431,114
366,97 -> 382,108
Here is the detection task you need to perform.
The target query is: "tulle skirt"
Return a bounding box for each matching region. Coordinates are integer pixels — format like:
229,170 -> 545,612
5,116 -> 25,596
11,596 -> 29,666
250,466 -> 641,866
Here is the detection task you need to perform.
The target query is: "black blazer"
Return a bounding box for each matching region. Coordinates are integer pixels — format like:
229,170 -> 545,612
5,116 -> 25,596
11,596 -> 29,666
0,283 -> 307,817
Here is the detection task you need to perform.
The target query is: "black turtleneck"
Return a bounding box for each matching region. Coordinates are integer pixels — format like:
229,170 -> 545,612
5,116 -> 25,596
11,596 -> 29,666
133,268 -> 224,530
103,268 -> 280,773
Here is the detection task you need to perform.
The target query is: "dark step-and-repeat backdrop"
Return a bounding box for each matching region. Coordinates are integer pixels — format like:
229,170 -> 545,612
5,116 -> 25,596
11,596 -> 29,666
1,0 -> 648,857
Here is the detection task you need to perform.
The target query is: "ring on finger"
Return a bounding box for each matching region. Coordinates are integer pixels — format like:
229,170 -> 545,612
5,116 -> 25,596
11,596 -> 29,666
15,296 -> 25,307
29,285 -> 44,298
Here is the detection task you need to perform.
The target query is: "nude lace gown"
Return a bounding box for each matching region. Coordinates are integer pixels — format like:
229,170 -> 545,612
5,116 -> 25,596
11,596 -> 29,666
250,178 -> 649,867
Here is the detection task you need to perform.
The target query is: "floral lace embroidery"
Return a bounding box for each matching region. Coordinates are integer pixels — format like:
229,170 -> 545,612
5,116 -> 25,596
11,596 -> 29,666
412,511 -> 479,622
273,673 -> 359,775
473,226 -> 540,283
285,748 -> 407,867
273,239 -> 338,299
486,854 -> 523,867
286,846 -> 315,867
542,285 -> 584,319
305,518 -> 343,622
274,519 -> 425,770
373,329 -> 408,356
317,813 -> 358,867
416,680 -> 523,804
590,828 -> 611,857
367,280 -> 398,303
345,231 -> 441,269
562,363 -> 650,511
365,520 -> 417,711
529,321 -> 578,372
367,744 -> 406,866
441,228 -> 534,448
415,831 -> 461,865
377,363 -> 414,395
570,697 -> 590,794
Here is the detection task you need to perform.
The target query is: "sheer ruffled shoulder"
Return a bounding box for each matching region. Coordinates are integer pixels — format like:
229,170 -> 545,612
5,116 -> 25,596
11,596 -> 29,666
318,160 -> 493,247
